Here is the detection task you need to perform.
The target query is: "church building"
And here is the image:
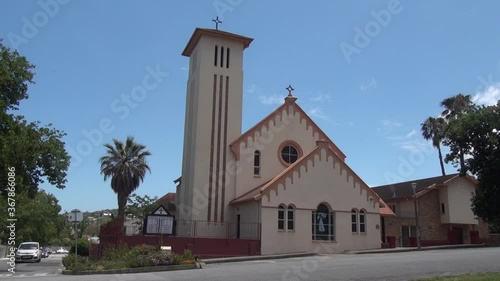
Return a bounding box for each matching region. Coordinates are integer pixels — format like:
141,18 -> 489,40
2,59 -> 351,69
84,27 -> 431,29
175,26 -> 394,255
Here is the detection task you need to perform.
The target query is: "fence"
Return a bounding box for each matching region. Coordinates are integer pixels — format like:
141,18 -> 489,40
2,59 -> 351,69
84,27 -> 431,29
122,219 -> 261,240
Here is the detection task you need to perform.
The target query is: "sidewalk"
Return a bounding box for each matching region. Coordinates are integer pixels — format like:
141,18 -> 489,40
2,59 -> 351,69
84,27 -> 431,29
203,252 -> 316,264
203,244 -> 490,264
344,243 -> 487,254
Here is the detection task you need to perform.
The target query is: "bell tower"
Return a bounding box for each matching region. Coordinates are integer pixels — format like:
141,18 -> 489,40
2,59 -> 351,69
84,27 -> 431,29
177,26 -> 253,226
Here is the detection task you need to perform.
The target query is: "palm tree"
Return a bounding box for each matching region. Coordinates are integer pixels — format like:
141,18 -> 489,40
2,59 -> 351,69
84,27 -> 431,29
99,136 -> 151,219
440,94 -> 475,174
421,116 -> 446,176
440,93 -> 474,119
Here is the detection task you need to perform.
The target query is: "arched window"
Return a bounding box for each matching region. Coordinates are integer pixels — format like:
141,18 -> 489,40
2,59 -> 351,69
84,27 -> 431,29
359,210 -> 366,233
312,203 -> 335,241
278,205 -> 285,230
287,205 -> 295,231
351,209 -> 358,233
254,151 -> 261,176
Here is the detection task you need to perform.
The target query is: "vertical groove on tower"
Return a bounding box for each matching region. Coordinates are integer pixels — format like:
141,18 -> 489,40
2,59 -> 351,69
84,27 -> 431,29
215,74 -> 224,222
208,74 -> 217,221
221,75 -> 229,222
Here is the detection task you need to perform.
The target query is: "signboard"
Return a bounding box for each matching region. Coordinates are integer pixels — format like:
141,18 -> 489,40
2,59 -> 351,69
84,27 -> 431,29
67,209 -> 83,223
145,215 -> 174,235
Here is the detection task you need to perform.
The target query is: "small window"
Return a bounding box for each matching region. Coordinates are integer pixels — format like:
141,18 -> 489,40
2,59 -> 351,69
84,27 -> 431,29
214,45 -> 218,66
220,46 -> 224,68
287,206 -> 295,231
281,145 -> 299,164
359,210 -> 366,233
441,203 -> 445,214
278,205 -> 285,230
226,48 -> 230,68
254,151 -> 261,176
351,209 -> 358,233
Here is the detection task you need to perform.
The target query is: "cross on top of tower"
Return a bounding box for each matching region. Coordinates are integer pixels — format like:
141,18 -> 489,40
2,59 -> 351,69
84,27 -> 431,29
212,16 -> 222,30
286,85 -> 294,96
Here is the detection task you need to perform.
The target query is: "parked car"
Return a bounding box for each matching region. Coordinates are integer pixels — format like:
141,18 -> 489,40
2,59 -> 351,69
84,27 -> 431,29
56,247 -> 69,254
15,242 -> 41,263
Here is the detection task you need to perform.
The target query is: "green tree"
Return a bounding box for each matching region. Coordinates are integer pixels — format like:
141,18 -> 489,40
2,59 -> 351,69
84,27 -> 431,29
421,116 -> 446,176
99,137 -> 151,219
0,39 -> 34,112
0,40 -> 70,197
0,190 -> 65,245
444,103 -> 500,230
440,93 -> 476,173
127,193 -> 159,219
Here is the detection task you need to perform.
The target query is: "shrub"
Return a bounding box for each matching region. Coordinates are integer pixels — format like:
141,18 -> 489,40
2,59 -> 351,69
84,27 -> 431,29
62,254 -> 92,271
69,238 -> 90,256
181,249 -> 194,261
126,244 -> 157,257
150,251 -> 173,266
102,243 -> 129,261
169,253 -> 182,265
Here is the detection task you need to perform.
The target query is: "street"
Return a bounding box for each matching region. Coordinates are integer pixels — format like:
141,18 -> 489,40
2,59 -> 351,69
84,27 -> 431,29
0,247 -> 499,280
0,253 -> 64,278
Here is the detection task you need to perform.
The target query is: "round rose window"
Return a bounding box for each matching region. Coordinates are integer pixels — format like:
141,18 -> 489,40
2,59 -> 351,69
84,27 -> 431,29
281,145 -> 299,164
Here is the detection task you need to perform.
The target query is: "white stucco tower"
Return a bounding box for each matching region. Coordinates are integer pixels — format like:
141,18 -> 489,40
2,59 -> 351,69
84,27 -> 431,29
177,28 -> 253,224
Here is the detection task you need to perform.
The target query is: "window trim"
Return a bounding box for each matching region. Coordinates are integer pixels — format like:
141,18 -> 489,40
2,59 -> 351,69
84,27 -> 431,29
278,141 -> 303,167
359,209 -> 366,234
287,205 -> 295,231
351,209 -> 358,233
278,205 -> 285,231
312,203 -> 335,241
254,150 -> 261,177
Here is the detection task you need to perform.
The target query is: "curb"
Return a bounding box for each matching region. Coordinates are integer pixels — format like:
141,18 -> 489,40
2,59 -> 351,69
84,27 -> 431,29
204,252 -> 317,264
345,244 -> 487,255
61,262 -> 204,275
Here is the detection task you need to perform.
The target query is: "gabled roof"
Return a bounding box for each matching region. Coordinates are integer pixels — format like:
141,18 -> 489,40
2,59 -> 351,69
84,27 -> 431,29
229,180 -> 271,205
156,192 -> 175,204
371,173 -> 477,201
182,28 -> 254,57
230,141 -> 386,213
229,96 -> 346,161
379,199 -> 396,217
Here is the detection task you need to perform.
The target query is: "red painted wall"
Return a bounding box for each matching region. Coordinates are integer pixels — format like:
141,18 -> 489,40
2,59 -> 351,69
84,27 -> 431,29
96,235 -> 260,259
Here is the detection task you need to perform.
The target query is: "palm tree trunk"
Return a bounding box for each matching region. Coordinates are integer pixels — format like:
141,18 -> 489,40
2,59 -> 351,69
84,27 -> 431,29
117,192 -> 127,219
437,144 -> 446,176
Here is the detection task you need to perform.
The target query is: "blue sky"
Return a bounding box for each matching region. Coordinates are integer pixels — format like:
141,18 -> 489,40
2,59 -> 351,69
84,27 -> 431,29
1,0 -> 499,213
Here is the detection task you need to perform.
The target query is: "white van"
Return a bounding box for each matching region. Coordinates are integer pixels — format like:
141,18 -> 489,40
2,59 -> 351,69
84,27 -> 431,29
15,242 -> 41,263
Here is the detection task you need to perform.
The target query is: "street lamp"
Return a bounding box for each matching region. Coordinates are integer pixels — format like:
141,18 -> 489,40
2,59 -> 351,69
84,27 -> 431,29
411,183 -> 421,250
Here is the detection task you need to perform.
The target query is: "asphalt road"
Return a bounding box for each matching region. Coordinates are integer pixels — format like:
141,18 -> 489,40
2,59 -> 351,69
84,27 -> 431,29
0,253 -> 65,278
0,247 -> 499,280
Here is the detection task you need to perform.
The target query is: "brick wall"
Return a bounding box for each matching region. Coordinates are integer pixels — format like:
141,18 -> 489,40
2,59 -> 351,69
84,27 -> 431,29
418,190 -> 449,241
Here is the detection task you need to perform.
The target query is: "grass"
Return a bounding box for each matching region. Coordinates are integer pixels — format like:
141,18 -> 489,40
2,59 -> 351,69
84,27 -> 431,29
415,273 -> 500,281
